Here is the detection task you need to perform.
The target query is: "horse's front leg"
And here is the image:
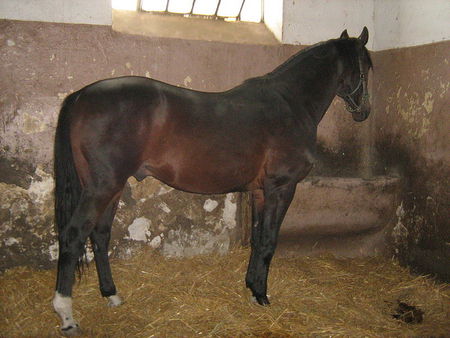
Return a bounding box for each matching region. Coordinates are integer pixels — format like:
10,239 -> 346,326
245,189 -> 264,296
246,182 -> 297,305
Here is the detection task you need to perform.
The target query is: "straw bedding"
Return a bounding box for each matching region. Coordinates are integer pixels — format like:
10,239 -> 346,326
1,247 -> 449,337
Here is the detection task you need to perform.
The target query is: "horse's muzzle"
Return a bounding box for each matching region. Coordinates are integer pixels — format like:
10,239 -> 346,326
350,97 -> 370,122
352,109 -> 370,122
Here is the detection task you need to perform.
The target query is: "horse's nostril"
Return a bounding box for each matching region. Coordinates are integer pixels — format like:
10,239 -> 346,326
352,111 -> 369,122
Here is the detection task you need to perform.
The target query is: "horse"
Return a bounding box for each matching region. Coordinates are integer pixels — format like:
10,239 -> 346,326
52,27 -> 372,335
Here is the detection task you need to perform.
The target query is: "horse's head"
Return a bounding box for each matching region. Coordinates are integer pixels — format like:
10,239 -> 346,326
337,27 -> 372,122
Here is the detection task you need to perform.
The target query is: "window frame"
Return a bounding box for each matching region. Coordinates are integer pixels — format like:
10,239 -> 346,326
137,0 -> 264,23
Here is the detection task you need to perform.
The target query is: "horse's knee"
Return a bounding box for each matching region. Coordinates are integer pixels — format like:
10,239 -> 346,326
91,228 -> 111,249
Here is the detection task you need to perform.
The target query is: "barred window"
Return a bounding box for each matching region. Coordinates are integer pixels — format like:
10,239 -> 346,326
113,0 -> 263,23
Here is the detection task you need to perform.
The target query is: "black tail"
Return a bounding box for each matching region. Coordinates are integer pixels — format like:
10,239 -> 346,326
54,91 -> 84,274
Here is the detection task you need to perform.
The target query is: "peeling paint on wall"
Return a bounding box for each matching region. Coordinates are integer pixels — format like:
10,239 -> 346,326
22,112 -> 48,134
5,237 -> 19,246
183,75 -> 192,87
0,169 -> 242,270
158,202 -> 171,214
422,91 -> 434,114
386,87 -> 433,139
162,227 -> 231,257
126,217 -> 152,242
0,170 -> 55,269
48,242 -> 59,261
223,193 -> 237,229
373,41 -> 450,281
203,199 -> 219,212
27,166 -> 54,205
149,234 -> 163,249
392,202 -> 408,254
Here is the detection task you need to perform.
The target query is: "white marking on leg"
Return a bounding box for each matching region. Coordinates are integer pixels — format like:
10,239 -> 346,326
53,292 -> 79,330
108,294 -> 123,307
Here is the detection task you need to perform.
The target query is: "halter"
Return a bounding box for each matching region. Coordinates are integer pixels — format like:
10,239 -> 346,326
339,52 -> 369,113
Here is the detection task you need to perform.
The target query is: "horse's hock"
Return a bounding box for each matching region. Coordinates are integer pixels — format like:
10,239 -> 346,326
278,176 -> 403,257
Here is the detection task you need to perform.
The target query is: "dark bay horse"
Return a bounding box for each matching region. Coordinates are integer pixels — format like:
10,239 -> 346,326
53,28 -> 372,335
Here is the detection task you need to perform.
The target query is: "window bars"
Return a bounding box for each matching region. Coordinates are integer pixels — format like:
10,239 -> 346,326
138,0 -> 263,23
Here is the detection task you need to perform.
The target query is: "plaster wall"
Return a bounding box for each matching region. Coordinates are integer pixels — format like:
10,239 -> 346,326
2,20 -> 292,269
0,0 -> 112,25
0,19 -> 372,269
263,0 -> 284,42
1,0 -> 449,51
281,40 -> 450,279
282,0 -> 375,49
280,0 -> 449,51
1,2 -> 448,281
373,0 -> 450,50
371,41 -> 450,280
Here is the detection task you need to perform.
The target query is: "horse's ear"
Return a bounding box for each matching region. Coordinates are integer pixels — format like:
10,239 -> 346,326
340,29 -> 349,39
359,26 -> 369,45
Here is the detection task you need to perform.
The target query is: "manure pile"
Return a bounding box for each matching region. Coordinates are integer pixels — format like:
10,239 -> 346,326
1,248 -> 448,337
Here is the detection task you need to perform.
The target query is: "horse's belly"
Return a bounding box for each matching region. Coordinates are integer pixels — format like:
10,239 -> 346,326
167,163 -> 255,194
140,150 -> 261,194
141,116 -> 266,193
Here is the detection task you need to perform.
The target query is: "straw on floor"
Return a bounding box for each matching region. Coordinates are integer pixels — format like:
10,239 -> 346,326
1,247 -> 449,337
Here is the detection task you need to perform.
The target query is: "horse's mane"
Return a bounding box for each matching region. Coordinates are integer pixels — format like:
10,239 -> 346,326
239,36 -> 372,96
239,39 -> 337,91
268,40 -> 336,76
267,37 -> 372,78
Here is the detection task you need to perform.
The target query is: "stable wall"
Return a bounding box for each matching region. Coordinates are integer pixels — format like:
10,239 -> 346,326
1,2 -> 448,282
0,20 -> 294,269
279,0 -> 450,51
0,18 -> 369,269
371,41 -> 450,280
0,0 -> 112,25
280,0 -> 450,280
283,40 -> 450,279
2,0 -> 449,50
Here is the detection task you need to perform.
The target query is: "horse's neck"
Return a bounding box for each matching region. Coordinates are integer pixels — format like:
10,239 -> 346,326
272,44 -> 342,126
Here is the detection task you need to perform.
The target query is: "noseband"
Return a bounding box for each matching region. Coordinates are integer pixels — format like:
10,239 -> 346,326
339,54 -> 369,113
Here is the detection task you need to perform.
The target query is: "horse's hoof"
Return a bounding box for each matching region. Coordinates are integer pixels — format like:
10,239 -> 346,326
251,294 -> 270,306
108,294 -> 123,307
61,324 -> 82,336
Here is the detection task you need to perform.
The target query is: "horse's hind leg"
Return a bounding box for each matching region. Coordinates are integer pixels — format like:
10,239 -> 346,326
53,187 -> 121,335
90,195 -> 122,307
